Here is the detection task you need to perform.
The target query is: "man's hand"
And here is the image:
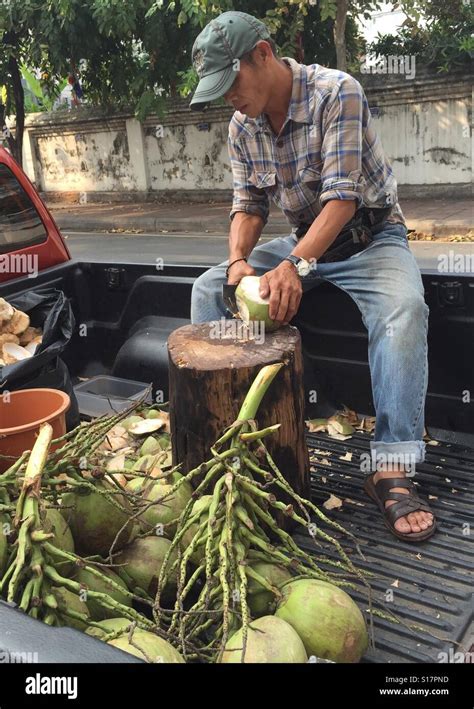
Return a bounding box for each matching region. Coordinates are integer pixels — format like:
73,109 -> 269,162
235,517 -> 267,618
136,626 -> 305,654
259,261 -> 302,325
227,259 -> 256,285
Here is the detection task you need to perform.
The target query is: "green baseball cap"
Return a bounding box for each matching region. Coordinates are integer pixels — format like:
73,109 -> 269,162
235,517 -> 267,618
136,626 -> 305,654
189,11 -> 271,111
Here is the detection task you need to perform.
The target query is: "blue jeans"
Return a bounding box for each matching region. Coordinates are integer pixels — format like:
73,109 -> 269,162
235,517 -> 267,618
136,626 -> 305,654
191,223 -> 429,468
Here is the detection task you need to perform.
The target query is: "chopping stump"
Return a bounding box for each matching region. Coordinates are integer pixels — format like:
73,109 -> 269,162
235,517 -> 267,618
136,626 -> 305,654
167,322 -> 310,503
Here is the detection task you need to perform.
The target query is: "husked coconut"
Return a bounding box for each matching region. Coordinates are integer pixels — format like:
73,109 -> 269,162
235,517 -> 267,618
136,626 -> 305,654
0,333 -> 19,346
4,309 -> 30,335
235,276 -> 281,332
19,326 -> 42,346
0,298 -> 14,325
2,342 -> 33,365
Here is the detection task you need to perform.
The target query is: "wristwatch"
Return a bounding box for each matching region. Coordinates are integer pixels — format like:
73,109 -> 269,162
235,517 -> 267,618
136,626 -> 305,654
283,254 -> 312,277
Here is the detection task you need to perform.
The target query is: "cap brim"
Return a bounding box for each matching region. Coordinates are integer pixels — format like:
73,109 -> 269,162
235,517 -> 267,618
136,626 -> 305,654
189,64 -> 237,112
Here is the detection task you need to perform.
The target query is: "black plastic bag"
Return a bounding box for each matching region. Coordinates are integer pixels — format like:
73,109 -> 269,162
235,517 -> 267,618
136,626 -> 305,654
0,287 -> 79,428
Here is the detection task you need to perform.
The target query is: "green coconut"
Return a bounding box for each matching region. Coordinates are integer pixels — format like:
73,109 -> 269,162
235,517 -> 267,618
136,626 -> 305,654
108,629 -> 184,663
120,415 -> 143,431
73,565 -> 132,620
136,481 -> 191,536
140,436 -> 161,456
85,617 -> 133,640
54,586 -> 90,630
118,536 -> 178,597
145,409 -> 162,420
42,507 -> 75,576
275,579 -> 368,662
235,276 -> 281,332
221,615 -> 307,663
157,434 -> 171,450
246,561 -> 293,617
60,481 -> 135,557
179,495 -> 212,565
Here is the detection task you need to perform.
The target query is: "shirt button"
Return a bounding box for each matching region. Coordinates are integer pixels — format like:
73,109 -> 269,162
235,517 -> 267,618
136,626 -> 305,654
276,139 -> 284,148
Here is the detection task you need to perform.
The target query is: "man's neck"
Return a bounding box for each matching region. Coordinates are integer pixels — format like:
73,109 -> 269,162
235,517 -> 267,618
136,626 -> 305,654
263,59 -> 293,136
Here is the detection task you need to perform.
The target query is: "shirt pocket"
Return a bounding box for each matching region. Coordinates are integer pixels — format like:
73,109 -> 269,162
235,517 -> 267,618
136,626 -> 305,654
248,170 -> 277,190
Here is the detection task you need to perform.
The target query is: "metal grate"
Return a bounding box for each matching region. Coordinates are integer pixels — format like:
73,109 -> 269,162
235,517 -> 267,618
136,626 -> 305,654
293,430 -> 474,663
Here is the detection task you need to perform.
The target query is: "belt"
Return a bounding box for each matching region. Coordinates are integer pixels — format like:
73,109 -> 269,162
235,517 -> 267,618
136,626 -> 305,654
294,206 -> 392,263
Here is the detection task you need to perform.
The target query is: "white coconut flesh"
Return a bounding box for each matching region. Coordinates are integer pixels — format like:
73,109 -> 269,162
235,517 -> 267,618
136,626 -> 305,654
235,276 -> 280,331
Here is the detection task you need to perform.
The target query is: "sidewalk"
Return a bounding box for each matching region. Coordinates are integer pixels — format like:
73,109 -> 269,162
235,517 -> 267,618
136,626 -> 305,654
47,198 -> 473,237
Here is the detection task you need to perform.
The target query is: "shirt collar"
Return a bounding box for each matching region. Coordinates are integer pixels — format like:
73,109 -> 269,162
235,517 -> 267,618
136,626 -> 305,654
243,56 -> 313,137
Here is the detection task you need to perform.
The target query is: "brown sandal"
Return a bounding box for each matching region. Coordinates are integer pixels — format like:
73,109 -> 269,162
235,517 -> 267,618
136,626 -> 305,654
364,474 -> 437,542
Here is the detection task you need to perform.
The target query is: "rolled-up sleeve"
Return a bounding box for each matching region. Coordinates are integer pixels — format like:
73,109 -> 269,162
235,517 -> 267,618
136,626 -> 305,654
228,136 -> 269,225
319,76 -> 366,208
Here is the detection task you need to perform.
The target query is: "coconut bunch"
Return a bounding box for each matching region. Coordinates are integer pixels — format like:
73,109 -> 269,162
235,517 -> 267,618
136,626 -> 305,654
0,379 -> 373,664
0,297 -> 42,366
0,408 -> 191,663
148,363 -> 371,663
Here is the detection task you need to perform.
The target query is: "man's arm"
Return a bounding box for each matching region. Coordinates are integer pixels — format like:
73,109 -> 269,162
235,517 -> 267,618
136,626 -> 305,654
226,212 -> 264,284
291,198 -> 356,261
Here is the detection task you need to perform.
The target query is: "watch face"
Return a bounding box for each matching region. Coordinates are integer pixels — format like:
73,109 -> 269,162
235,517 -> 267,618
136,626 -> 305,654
297,259 -> 311,276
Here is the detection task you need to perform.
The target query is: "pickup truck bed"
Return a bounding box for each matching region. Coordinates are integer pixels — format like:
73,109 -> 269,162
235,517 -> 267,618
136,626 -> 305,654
0,256 -> 472,663
302,429 -> 473,663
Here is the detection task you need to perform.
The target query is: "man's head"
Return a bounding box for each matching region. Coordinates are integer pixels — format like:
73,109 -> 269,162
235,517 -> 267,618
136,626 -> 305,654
189,11 -> 281,117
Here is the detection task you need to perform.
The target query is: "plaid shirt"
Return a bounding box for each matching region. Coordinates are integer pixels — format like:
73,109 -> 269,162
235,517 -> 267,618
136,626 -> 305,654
228,57 -> 405,229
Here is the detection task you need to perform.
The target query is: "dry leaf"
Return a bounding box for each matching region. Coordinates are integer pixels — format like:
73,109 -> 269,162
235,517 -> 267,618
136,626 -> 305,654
339,452 -> 353,462
427,440 -> 440,446
323,494 -> 343,510
321,476 -> 327,483
320,458 -> 332,467
445,478 -> 451,483
327,422 -> 352,440
306,418 -> 328,433
416,553 -> 422,560
391,579 -> 399,588
344,498 -> 365,507
428,495 -> 438,500
451,488 -> 458,494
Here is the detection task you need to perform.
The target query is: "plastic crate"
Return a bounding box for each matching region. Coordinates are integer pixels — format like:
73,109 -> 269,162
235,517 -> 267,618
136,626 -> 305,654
73,375 -> 152,418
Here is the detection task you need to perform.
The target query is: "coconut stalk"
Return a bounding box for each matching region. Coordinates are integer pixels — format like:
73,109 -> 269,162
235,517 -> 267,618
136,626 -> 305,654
150,363 -> 372,663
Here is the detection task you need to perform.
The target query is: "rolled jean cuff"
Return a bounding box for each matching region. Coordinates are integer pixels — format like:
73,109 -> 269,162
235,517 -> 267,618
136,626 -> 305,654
369,440 -> 426,471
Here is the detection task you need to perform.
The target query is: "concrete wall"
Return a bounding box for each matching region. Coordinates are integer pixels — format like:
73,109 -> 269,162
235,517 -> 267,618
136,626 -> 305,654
20,68 -> 472,199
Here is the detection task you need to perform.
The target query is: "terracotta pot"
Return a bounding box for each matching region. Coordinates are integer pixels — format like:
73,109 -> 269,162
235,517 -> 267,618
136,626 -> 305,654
0,389 -> 71,473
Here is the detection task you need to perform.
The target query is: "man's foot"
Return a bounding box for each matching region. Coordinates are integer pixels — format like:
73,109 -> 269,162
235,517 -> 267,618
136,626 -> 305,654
373,470 -> 434,535
364,470 -> 437,542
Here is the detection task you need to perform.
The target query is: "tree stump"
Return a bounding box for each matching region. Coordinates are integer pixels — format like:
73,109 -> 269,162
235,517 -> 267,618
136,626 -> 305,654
167,322 -> 310,503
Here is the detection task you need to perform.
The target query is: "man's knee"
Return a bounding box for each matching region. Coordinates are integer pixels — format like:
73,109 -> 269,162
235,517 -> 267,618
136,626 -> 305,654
192,265 -> 225,298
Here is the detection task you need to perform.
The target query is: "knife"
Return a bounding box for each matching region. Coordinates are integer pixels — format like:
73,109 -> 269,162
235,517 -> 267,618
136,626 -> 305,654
222,283 -> 240,317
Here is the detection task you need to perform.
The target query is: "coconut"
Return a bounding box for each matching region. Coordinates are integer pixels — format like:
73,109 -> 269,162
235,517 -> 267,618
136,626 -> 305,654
108,629 -> 184,663
275,579 -> 368,662
120,415 -> 143,431
42,507 -> 75,576
140,436 -> 161,456
0,298 -> 15,325
60,481 -> 135,556
157,433 -> 171,450
73,566 -> 132,620
246,561 -> 293,617
18,326 -> 42,346
54,586 -> 90,630
85,617 -> 133,640
221,615 -> 307,663
145,409 -> 162,420
4,309 -> 30,335
179,495 -> 212,565
2,342 -> 32,364
129,419 -> 165,436
136,481 -> 191,536
235,276 -> 281,332
117,536 -> 178,597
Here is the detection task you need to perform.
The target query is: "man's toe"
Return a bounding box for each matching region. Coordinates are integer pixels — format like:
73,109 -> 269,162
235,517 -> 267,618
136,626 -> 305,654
394,517 -> 411,533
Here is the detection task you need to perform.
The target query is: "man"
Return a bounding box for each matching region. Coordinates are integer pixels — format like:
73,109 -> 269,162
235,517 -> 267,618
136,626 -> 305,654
189,11 -> 436,542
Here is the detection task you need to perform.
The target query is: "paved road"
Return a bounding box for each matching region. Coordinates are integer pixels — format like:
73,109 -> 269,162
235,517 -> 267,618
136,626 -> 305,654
63,230 -> 474,274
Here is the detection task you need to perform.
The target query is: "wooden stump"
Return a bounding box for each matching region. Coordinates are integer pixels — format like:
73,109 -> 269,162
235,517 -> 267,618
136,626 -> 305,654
167,322 -> 310,502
